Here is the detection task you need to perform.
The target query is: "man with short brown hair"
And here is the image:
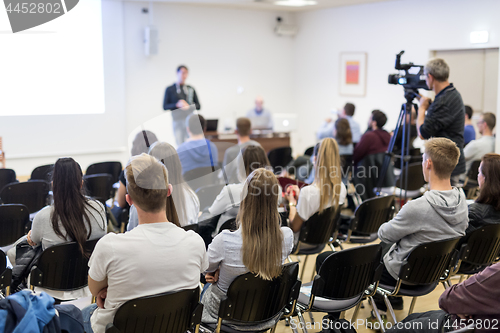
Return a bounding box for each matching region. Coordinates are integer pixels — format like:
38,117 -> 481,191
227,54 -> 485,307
221,117 -> 261,183
464,112 -> 496,173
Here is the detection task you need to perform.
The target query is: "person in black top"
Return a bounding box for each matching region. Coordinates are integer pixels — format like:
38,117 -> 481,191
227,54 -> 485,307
417,58 -> 465,186
163,65 -> 201,145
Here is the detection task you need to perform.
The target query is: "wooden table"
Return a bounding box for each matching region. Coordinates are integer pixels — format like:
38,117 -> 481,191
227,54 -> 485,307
205,131 -> 291,163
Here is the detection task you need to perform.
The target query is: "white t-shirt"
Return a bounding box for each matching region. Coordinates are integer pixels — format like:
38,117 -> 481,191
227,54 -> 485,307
88,222 -> 208,333
296,182 -> 347,221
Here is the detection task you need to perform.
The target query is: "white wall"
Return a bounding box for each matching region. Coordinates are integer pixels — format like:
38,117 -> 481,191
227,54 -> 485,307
4,0 -> 128,176
292,0 -> 500,154
121,2 -> 296,143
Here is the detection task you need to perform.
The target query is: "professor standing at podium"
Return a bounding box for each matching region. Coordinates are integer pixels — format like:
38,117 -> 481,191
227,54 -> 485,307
163,65 -> 201,145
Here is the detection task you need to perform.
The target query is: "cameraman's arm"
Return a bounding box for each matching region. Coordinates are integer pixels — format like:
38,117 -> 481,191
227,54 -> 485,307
418,100 -> 451,140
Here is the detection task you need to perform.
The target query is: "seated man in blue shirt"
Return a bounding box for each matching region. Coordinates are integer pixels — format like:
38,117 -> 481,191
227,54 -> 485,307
177,114 -> 218,174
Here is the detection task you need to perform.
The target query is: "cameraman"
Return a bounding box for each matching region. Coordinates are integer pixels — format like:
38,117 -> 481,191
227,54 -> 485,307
417,58 -> 465,186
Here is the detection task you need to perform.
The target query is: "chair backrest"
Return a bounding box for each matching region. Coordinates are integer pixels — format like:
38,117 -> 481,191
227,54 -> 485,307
0,181 -> 49,214
106,288 -> 203,333
354,152 -> 395,200
460,224 -> 500,266
298,206 -> 341,245
30,164 -> 54,182
195,184 -> 225,211
465,160 -> 481,186
314,244 -> 383,299
182,223 -> 200,234
218,218 -> 237,233
0,169 -> 17,192
267,147 -> 293,172
30,238 -> 99,291
0,249 -> 12,293
351,195 -> 395,235
399,237 -> 461,285
220,262 -> 300,324
183,167 -> 221,193
83,173 -> 114,205
86,162 -> 123,184
395,163 -> 425,191
0,204 -> 29,247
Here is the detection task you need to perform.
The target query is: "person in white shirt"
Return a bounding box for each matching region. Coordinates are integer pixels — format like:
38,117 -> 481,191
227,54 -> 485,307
127,141 -> 200,230
201,168 -> 294,329
246,96 -> 273,130
83,154 -> 208,333
285,138 -> 347,239
464,112 -> 496,173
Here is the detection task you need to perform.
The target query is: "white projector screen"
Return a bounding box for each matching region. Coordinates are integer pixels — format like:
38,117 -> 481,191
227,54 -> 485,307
0,0 -> 105,116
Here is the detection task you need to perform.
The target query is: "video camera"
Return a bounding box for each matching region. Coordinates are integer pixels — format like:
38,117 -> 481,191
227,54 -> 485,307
388,51 -> 430,98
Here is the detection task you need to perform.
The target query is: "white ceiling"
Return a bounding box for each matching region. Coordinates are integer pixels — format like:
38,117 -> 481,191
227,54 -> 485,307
126,0 -> 400,12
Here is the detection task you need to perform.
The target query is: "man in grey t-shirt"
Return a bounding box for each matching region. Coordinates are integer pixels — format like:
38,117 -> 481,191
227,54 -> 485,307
221,117 -> 261,184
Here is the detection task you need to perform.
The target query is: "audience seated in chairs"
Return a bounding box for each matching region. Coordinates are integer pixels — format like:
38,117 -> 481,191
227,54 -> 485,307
466,153 -> 500,234
386,261 -> 500,333
127,141 -> 200,230
202,145 -> 272,237
374,138 -> 468,313
201,168 -> 294,327
177,114 -> 218,174
463,112 -> 496,175
284,138 -> 347,244
10,157 -> 106,300
220,117 -> 261,184
317,102 -> 361,144
83,154 -> 207,333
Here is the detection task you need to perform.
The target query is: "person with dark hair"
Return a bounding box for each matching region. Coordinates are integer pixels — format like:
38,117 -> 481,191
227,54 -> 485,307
24,157 -> 107,300
221,117 -> 262,183
464,105 -> 476,146
417,58 -> 466,186
317,103 -> 361,143
163,65 -> 201,145
84,154 -> 208,333
466,153 -> 500,234
352,110 -> 391,165
177,114 -> 218,174
464,112 -> 496,173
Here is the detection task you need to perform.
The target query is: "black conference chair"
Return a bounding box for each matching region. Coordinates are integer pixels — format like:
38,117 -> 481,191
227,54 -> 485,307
449,224 -> 500,284
373,237 -> 462,329
0,204 -> 30,247
84,173 -> 114,206
295,244 -> 383,326
201,262 -> 300,333
268,147 -> 293,174
184,166 -> 222,193
0,169 -> 17,192
196,184 -> 225,212
0,180 -> 50,214
463,160 -> 481,199
182,223 -> 200,234
105,288 -> 203,333
338,195 -> 395,246
86,162 -> 123,185
29,239 -> 100,293
0,249 -> 12,297
304,146 -> 314,157
218,218 -> 237,234
29,164 -> 54,182
292,206 -> 341,282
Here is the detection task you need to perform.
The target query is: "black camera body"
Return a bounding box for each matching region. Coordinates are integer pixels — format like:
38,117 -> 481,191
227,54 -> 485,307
388,51 -> 430,97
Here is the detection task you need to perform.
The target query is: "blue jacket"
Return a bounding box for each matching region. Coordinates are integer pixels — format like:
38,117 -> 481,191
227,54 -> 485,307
0,290 -> 56,333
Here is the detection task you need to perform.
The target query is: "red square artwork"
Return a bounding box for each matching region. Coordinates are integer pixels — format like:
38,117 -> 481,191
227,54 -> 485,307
345,61 -> 360,84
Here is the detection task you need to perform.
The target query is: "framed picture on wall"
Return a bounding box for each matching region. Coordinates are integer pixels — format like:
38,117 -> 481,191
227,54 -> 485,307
339,52 -> 367,96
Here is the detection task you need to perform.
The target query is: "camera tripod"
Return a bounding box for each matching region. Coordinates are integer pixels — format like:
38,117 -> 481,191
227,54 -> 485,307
375,89 -> 419,202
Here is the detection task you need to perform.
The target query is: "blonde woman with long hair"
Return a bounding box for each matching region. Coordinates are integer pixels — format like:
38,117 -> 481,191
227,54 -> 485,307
201,168 -> 294,326
286,138 -> 347,234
